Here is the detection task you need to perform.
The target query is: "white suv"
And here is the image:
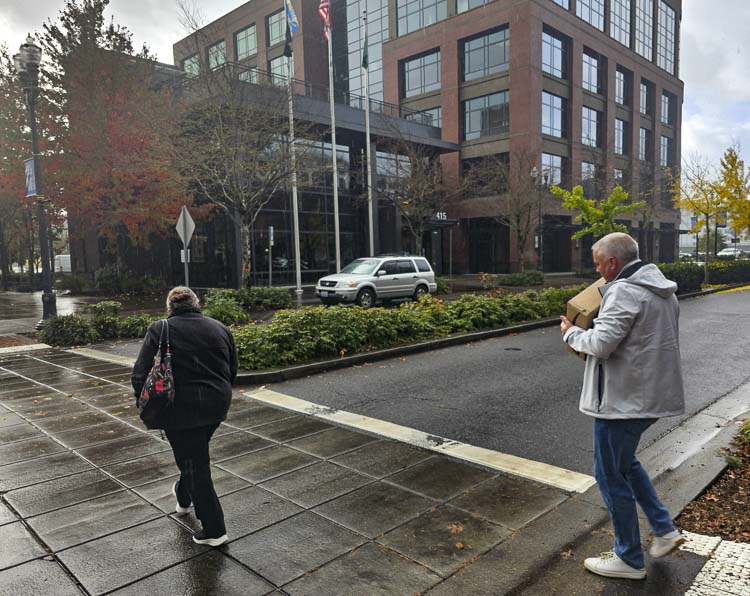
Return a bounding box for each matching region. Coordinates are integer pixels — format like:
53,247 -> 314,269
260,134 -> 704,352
316,256 -> 438,308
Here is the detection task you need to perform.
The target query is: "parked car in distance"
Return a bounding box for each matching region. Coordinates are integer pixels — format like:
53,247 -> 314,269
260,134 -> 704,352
716,247 -> 750,259
316,256 -> 437,307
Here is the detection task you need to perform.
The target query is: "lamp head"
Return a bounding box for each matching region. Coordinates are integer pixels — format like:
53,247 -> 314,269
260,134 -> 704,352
19,35 -> 42,69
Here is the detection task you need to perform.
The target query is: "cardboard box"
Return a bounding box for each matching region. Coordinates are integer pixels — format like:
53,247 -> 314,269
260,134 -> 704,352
566,277 -> 606,359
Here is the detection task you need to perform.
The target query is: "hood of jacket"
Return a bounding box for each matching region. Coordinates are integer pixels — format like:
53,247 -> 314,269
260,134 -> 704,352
602,262 -> 677,300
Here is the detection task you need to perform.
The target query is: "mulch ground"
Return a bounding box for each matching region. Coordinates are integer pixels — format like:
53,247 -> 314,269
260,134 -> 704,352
676,424 -> 750,543
0,334 -> 39,348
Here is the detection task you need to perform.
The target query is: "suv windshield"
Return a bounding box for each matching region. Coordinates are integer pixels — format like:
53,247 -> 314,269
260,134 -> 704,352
340,259 -> 380,275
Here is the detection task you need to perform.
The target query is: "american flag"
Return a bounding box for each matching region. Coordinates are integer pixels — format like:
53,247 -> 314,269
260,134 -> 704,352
318,0 -> 331,41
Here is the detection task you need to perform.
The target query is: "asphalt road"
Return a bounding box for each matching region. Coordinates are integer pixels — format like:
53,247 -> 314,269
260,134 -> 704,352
270,289 -> 750,475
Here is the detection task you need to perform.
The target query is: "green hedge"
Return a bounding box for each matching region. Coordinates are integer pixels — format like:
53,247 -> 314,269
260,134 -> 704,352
40,315 -> 98,347
708,260 -> 750,284
657,260 -> 750,293
233,286 -> 586,370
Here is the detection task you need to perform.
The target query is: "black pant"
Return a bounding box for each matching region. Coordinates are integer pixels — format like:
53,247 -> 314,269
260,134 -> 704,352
165,423 -> 225,537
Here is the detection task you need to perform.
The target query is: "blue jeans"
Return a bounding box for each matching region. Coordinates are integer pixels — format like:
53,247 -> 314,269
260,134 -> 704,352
593,418 -> 676,569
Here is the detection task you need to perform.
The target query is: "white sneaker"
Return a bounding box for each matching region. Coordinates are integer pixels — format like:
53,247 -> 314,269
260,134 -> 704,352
584,551 -> 646,580
649,530 -> 685,559
172,481 -> 191,516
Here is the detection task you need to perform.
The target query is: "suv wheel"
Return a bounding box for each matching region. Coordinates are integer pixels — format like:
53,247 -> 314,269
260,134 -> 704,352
413,285 -> 428,301
356,288 -> 375,308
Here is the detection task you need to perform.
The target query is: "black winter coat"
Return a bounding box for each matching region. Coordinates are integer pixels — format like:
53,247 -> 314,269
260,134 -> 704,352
131,307 -> 238,430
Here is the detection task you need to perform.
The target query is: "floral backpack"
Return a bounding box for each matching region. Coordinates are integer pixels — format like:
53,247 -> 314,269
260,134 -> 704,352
137,319 -> 175,428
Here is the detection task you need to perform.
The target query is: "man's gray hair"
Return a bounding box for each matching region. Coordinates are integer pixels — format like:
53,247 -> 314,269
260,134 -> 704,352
166,286 -> 200,314
592,232 -> 639,263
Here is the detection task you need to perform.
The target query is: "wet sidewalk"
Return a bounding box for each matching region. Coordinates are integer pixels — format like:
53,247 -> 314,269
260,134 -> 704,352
0,347 -> 572,595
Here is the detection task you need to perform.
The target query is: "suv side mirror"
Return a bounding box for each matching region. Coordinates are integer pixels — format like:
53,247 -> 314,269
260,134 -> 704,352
376,270 -> 386,276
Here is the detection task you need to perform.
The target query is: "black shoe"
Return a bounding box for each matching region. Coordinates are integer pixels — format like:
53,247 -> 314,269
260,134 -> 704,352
192,530 -> 228,547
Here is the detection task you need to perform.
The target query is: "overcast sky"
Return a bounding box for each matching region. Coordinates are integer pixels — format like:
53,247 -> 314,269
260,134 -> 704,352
1,0 -> 748,164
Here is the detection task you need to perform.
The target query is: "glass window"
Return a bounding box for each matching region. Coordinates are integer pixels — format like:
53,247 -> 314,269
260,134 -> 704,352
582,51 -> 601,94
660,135 -> 672,166
382,260 -> 400,275
615,67 -> 630,105
640,81 -> 650,114
457,0 -> 491,13
414,258 -> 431,272
405,106 -> 442,127
582,106 -> 601,147
207,40 -> 226,70
661,93 -> 672,125
582,161 -> 596,180
397,0 -> 448,36
614,168 -> 625,184
552,0 -> 569,8
639,127 -> 650,161
402,51 -> 441,98
463,28 -> 509,81
542,153 -> 564,186
463,91 -> 509,140
615,118 -> 627,155
267,10 -> 285,46
235,25 -> 257,60
182,54 -> 200,77
635,0 -> 654,61
610,0 -> 631,47
347,0 -> 388,104
657,1 -> 676,74
397,260 -> 416,273
576,0 -> 605,31
269,55 -> 291,85
542,27 -> 567,79
238,67 -> 259,83
542,91 -> 565,138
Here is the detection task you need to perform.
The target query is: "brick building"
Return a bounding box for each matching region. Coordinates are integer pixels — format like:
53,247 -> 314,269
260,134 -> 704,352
171,0 -> 683,280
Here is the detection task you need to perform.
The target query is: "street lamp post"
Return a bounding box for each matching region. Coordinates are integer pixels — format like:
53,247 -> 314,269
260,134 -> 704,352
530,166 -> 543,271
13,35 -> 56,321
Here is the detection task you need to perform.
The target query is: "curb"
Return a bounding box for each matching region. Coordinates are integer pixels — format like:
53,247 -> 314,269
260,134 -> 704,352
234,284 -> 748,385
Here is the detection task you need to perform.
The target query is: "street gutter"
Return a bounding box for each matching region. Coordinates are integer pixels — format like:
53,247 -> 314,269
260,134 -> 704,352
234,283 -> 749,386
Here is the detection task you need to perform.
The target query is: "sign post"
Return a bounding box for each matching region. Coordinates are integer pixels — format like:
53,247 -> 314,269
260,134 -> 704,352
176,206 -> 195,287
268,226 -> 274,287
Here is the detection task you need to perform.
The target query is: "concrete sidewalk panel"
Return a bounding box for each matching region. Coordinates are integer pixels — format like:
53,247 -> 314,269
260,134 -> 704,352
258,461 -> 372,508
0,412 -> 25,428
57,517 -> 201,595
208,431 -> 273,463
27,490 -> 162,551
286,427 -> 381,458
0,436 -> 66,465
0,558 -> 82,596
284,542 -> 442,595
0,521 -> 47,571
448,473 -> 569,531
0,502 -> 16,527
51,420 -> 142,449
330,441 -> 433,478
102,450 -> 181,487
378,504 -> 512,577
172,486 -> 302,542
250,416 -> 334,443
223,404 -> 297,429
32,410 -> 114,434
313,481 -> 436,539
385,457 -> 497,501
75,434 -> 168,467
5,469 -> 124,518
227,511 -> 366,586
0,423 -> 42,445
217,445 -> 318,484
133,468 -> 250,514
0,451 -> 93,492
110,550 -> 274,596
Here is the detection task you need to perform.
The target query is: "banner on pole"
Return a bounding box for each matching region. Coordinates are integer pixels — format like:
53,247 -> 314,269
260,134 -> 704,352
24,158 -> 36,197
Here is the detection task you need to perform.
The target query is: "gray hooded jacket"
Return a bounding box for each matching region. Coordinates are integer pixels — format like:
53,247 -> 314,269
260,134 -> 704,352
564,262 -> 686,419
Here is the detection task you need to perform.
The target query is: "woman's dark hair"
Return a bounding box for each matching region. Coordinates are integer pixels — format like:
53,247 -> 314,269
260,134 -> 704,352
166,286 -> 200,314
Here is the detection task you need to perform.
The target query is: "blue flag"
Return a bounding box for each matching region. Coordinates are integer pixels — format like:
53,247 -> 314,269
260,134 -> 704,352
285,0 -> 299,33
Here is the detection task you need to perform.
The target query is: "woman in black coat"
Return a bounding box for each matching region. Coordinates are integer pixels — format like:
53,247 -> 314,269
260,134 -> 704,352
132,286 -> 237,546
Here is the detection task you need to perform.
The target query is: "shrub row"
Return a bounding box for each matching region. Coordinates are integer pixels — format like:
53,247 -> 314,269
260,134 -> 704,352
658,260 -> 750,293
480,270 -> 545,289
39,312 -> 160,347
232,286 -> 586,370
202,287 -> 292,326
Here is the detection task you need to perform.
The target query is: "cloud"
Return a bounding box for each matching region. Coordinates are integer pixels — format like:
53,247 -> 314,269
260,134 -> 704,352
680,0 -> 750,162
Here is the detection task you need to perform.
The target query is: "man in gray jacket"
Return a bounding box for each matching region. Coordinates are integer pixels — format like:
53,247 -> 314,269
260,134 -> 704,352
560,232 -> 685,580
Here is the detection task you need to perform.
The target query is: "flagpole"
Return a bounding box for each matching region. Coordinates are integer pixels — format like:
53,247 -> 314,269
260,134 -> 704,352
285,0 -> 303,305
327,22 -> 341,271
362,9 -> 375,257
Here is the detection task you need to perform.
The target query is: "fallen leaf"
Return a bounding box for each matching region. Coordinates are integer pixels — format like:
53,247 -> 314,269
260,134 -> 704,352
455,542 -> 465,550
560,549 -> 575,560
448,523 -> 464,534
